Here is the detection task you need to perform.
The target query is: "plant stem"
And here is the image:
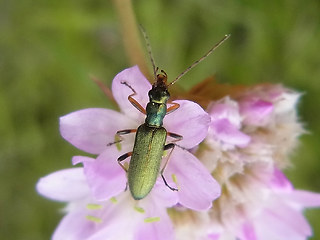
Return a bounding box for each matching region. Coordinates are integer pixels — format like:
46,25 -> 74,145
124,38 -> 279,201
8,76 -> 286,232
112,0 -> 151,81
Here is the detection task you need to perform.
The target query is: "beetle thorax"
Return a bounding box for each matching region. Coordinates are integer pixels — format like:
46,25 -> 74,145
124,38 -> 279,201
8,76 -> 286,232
145,74 -> 170,127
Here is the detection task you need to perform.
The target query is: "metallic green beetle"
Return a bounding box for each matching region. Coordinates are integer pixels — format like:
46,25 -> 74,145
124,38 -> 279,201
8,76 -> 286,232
114,34 -> 230,200
116,73 -> 181,200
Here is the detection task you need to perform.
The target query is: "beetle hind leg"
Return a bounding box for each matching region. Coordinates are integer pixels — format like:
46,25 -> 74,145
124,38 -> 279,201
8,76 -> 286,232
161,174 -> 178,191
161,143 -> 178,192
117,152 -> 132,172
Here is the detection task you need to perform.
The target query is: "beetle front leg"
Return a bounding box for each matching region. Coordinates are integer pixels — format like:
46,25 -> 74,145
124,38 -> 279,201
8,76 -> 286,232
121,81 -> 146,114
107,129 -> 137,146
166,102 -> 180,115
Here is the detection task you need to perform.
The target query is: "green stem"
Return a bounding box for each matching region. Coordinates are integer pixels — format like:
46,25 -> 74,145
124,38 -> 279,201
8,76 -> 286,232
112,0 -> 151,81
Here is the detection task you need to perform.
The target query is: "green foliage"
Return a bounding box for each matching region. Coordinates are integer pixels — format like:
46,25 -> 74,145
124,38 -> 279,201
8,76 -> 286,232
1,0 -> 319,239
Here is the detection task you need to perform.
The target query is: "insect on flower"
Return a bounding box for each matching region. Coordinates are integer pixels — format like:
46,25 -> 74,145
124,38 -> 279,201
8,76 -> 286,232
110,29 -> 230,200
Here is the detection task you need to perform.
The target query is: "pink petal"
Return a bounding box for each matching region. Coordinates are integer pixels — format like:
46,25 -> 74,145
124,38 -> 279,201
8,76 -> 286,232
80,146 -> 127,201
53,209 -> 95,240
239,221 -> 257,240
112,66 -> 151,121
209,100 -> 241,128
255,204 -> 312,240
87,196 -> 142,240
60,108 -> 135,154
134,209 -> 174,240
211,119 -> 251,147
282,190 -> 320,208
146,182 -> 179,207
207,233 -> 221,240
269,168 -> 293,190
240,99 -> 273,126
166,148 -> 221,210
164,100 -> 210,149
36,168 -> 90,202
72,155 -> 94,165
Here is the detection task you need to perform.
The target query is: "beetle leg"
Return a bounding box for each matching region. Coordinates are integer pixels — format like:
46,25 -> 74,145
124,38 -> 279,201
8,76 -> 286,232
166,102 -> 180,115
128,93 -> 146,114
161,174 -> 177,191
161,132 -> 182,173
117,152 -> 133,172
160,143 -> 178,191
107,129 -> 137,146
121,81 -> 146,114
167,132 -> 183,143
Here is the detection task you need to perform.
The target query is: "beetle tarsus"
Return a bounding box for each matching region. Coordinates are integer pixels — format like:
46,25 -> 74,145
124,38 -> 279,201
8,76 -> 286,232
161,174 -> 178,192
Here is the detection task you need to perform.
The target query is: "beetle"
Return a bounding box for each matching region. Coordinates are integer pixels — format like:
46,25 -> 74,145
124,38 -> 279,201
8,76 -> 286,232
112,33 -> 230,200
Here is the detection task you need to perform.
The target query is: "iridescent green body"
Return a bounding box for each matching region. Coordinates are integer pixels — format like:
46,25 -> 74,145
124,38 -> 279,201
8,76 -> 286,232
128,124 -> 167,199
128,74 -> 170,200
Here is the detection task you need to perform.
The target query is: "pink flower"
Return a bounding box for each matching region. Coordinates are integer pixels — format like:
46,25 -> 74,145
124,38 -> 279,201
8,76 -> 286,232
170,84 -> 320,240
236,169 -> 320,240
181,168 -> 320,240
37,66 -> 220,239
37,65 -> 319,239
207,97 -> 251,150
37,167 -> 177,240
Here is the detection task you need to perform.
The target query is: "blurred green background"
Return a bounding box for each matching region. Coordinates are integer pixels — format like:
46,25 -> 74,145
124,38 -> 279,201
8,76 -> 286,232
1,0 -> 319,239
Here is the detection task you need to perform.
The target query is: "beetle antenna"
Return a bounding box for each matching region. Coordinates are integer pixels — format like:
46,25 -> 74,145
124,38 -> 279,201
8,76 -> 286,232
139,25 -> 158,80
168,34 -> 231,86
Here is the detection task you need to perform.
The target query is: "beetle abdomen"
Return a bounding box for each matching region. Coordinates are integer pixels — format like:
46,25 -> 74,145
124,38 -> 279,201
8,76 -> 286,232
128,123 -> 167,200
